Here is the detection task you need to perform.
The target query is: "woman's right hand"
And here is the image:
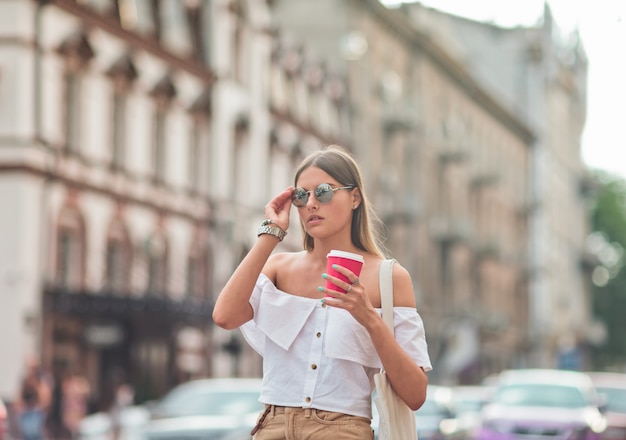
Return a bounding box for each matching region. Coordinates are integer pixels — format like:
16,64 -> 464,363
263,187 -> 293,231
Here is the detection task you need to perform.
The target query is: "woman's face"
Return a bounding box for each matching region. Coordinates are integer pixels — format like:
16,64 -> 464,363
294,166 -> 357,239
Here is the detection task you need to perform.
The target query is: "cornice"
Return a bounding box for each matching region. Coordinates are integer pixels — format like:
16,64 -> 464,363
47,0 -> 217,86
359,0 -> 536,145
0,163 -> 211,223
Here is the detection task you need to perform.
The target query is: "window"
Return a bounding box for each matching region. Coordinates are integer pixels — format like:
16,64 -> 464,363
64,72 -> 82,154
186,227 -> 211,299
188,88 -> 212,193
232,117 -> 249,200
57,32 -> 94,154
111,92 -> 127,169
189,121 -> 201,191
154,107 -> 167,182
104,219 -> 132,293
146,234 -> 168,295
188,0 -> 210,64
55,206 -> 85,290
232,0 -> 247,82
107,55 -> 137,170
150,76 -> 177,184
186,250 -> 209,299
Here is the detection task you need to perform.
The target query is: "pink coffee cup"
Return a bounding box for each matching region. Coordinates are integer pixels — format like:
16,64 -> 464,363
325,250 -> 364,297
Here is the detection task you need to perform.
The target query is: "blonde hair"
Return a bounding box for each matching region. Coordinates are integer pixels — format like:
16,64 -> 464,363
293,145 -> 387,257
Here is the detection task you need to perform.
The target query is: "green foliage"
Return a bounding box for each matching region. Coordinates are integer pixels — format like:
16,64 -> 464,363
589,170 -> 626,370
591,171 -> 626,247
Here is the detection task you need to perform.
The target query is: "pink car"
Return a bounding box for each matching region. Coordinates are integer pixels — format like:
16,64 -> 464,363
477,369 -> 607,440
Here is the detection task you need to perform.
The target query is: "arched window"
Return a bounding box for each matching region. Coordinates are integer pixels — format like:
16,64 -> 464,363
145,232 -> 169,296
186,229 -> 211,299
104,217 -> 132,294
55,203 -> 86,291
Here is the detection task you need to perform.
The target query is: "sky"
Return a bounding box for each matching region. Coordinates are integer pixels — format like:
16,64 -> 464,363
382,0 -> 626,180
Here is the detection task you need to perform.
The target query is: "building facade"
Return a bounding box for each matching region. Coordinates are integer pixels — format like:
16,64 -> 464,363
0,0 -> 592,408
0,0 -> 349,408
402,2 -> 593,371
270,0 -> 591,383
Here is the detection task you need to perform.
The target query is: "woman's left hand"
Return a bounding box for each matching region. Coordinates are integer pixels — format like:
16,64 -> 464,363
321,266 -> 377,326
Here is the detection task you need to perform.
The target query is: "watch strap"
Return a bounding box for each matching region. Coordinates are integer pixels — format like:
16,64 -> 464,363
257,224 -> 286,241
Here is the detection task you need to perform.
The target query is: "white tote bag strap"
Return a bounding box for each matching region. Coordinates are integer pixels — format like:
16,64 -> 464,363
379,259 -> 396,334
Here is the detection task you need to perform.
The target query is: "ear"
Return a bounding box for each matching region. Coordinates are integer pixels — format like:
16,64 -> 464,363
352,188 -> 362,209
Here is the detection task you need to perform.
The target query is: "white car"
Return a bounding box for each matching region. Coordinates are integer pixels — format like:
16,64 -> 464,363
79,405 -> 151,440
142,377 -> 264,440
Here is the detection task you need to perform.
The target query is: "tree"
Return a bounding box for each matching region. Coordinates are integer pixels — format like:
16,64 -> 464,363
589,170 -> 626,370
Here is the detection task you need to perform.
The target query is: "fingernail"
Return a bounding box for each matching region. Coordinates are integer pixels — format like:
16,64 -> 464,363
317,286 -> 324,291
321,273 -> 327,279
332,264 -> 338,269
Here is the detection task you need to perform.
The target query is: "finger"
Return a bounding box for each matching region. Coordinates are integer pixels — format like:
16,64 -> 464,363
317,287 -> 342,304
322,273 -> 350,293
329,264 -> 356,280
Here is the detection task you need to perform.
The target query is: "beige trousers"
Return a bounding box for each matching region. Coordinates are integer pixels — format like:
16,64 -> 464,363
252,405 -> 374,440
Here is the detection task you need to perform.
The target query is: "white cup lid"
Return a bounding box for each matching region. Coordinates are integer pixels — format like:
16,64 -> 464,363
326,250 -> 364,263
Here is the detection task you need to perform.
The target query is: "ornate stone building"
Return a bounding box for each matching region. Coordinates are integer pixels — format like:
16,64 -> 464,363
0,0 -> 349,407
0,0 -> 592,408
401,1 -> 593,374
270,0 -> 591,382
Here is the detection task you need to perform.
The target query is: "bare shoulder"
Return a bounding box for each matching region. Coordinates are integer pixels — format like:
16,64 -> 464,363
263,251 -> 306,282
391,260 -> 417,308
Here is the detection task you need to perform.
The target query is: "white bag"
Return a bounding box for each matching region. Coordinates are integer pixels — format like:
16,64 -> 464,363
373,259 -> 418,440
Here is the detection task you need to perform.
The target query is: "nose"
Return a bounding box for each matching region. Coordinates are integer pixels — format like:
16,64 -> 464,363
306,193 -> 319,209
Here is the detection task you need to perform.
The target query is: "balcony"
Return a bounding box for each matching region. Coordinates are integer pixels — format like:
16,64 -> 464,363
473,238 -> 501,261
470,170 -> 499,189
429,217 -> 472,244
43,286 -> 214,323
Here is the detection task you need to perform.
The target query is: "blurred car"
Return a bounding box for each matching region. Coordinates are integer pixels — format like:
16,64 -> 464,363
453,385 -> 495,435
79,405 -> 151,440
0,397 -> 8,440
588,372 -> 626,440
477,369 -> 607,440
373,385 -> 470,440
142,377 -> 264,440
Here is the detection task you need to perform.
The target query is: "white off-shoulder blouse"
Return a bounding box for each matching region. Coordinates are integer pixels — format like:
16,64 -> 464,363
239,274 -> 432,418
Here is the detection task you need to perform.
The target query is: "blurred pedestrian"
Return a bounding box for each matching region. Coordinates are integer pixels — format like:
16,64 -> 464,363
61,368 -> 90,440
213,145 -> 431,438
46,366 -> 70,440
110,375 -> 134,440
14,356 -> 52,440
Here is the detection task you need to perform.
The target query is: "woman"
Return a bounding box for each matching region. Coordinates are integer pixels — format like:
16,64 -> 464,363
14,356 -> 52,440
213,145 -> 431,439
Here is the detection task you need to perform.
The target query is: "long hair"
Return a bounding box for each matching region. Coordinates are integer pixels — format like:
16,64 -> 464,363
293,145 -> 387,257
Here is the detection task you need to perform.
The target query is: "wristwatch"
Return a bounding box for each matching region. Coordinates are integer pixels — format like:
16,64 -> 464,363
257,219 -> 287,241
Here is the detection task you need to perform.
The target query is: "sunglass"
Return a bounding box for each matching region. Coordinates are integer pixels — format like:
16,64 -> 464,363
291,183 -> 355,207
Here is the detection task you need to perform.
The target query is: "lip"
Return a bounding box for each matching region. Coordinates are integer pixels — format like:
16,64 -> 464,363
307,215 -> 324,225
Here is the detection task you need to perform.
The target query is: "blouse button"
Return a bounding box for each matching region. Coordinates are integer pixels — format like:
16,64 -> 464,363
305,397 -> 311,403
316,332 -> 321,338
311,364 -> 317,370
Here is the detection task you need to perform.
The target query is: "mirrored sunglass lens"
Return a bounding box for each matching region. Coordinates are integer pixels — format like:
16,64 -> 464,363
292,188 -> 308,206
315,184 -> 334,203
